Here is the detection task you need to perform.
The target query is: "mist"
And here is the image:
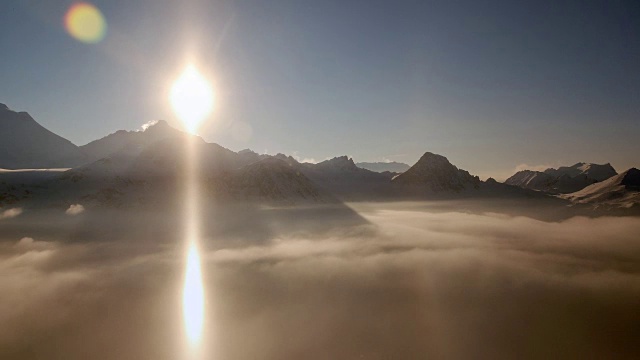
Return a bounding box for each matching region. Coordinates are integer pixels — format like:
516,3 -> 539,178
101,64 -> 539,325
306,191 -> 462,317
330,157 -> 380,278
1,202 -> 639,359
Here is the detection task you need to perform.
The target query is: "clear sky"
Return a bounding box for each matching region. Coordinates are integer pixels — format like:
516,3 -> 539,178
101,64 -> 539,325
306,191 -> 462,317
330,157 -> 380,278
1,0 -> 638,179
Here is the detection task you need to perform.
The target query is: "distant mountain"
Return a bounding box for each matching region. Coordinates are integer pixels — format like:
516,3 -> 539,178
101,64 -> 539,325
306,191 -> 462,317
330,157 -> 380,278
0,103 -> 86,169
505,163 -> 617,194
298,156 -> 395,200
80,120 -> 184,163
544,163 -> 617,182
228,158 -> 334,203
562,168 -> 640,211
0,134 -> 335,208
0,102 -> 632,214
356,161 -> 410,173
392,152 -> 481,193
235,149 -> 271,168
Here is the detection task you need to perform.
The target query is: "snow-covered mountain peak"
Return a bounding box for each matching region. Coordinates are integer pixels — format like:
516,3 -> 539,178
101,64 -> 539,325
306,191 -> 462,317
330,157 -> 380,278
543,162 -> 616,181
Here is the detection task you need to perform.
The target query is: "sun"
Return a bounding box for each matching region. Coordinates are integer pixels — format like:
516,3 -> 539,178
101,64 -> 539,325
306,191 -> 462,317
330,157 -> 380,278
170,65 -> 214,133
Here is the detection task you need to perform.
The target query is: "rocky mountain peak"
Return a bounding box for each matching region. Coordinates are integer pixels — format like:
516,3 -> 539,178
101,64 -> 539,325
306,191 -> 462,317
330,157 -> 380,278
392,151 -> 480,192
317,156 -> 358,171
621,168 -> 640,188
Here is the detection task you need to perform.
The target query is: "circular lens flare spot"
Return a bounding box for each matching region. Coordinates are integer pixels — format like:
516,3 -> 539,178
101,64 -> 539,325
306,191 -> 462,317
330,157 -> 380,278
64,2 -> 107,44
170,65 -> 214,133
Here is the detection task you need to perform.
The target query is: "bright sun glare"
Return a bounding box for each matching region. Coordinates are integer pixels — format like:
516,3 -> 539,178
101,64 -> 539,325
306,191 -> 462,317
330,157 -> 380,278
170,65 -> 214,133
183,241 -> 205,347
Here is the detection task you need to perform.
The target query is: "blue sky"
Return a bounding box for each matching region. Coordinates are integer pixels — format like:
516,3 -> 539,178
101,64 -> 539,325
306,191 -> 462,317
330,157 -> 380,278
1,0 -> 638,179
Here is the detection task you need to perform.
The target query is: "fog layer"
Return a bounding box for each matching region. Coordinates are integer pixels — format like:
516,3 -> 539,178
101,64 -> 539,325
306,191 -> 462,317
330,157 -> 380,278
1,202 -> 639,359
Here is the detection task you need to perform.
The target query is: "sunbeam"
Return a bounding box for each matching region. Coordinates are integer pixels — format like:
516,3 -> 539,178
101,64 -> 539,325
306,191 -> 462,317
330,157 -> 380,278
171,63 -> 214,358
183,239 -> 204,346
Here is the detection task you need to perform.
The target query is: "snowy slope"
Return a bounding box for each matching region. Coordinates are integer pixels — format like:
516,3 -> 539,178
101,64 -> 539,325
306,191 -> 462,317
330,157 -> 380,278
506,163 -> 617,194
562,168 -> 640,210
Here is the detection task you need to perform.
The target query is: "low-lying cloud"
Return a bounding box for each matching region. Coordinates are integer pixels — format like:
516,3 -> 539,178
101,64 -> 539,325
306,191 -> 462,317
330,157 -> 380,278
65,204 -> 85,216
0,208 -> 22,220
1,203 -> 639,359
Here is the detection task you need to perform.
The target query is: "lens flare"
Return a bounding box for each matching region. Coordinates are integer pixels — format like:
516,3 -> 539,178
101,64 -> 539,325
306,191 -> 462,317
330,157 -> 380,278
170,65 -> 214,133
183,240 -> 205,346
64,2 -> 107,44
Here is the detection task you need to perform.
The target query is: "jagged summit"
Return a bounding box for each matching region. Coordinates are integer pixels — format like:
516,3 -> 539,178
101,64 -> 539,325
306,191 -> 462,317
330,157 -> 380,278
507,162 -> 618,194
316,156 -> 359,171
544,162 -> 617,182
227,157 -> 332,203
273,153 -> 299,165
392,152 -> 480,192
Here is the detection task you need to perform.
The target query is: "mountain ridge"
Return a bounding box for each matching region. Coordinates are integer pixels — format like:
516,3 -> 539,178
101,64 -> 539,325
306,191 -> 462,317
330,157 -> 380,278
0,102 -> 636,213
0,103 -> 87,169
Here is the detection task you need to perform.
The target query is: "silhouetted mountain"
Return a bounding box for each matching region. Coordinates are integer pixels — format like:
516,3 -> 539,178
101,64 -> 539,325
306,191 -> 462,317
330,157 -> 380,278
228,158 -> 335,203
236,149 -> 270,168
0,135 -> 335,208
299,156 -> 394,200
356,161 -> 410,173
0,103 -> 86,168
392,152 -> 481,193
0,103 -> 632,214
544,163 -> 617,182
562,168 -> 640,211
505,163 -> 617,194
80,120 -> 185,163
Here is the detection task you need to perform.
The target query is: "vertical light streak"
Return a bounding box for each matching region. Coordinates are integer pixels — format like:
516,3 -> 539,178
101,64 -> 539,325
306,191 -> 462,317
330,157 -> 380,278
172,64 -> 213,359
182,133 -> 205,359
183,134 -> 204,349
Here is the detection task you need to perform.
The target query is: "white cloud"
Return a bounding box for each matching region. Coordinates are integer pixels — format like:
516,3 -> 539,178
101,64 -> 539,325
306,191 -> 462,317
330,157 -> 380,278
292,151 -> 317,164
140,120 -> 159,131
0,208 -> 22,220
65,204 -> 85,216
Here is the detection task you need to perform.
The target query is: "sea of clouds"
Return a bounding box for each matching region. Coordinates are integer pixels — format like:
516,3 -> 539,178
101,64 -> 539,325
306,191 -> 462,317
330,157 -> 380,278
1,202 -> 639,359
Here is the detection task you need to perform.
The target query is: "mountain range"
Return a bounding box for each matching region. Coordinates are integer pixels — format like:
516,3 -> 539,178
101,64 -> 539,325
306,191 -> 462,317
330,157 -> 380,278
355,161 -> 410,173
0,102 -> 638,213
505,163 -> 617,194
